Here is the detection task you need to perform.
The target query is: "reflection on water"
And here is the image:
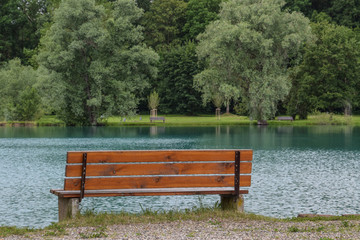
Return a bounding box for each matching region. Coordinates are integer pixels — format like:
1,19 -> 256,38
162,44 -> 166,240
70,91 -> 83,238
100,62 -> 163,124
0,126 -> 360,228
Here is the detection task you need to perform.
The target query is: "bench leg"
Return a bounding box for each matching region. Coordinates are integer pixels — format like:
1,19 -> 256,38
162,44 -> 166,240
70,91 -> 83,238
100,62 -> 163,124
220,194 -> 244,212
58,197 -> 79,221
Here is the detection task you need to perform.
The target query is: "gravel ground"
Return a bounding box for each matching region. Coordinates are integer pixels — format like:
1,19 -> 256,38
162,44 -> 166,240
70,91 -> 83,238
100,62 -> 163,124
4,219 -> 360,240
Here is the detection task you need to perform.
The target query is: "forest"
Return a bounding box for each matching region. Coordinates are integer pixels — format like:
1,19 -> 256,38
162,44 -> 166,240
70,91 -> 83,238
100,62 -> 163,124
0,0 -> 360,125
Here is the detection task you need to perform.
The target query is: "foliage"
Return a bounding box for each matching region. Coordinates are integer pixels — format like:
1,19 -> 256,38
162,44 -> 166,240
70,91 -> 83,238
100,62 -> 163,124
196,0 -> 313,122
141,0 -> 187,50
327,0 -> 360,29
1,0 -> 360,123
212,92 -> 224,109
0,58 -> 40,121
156,42 -> 205,115
0,226 -> 36,238
284,0 -> 360,29
148,90 -> 160,110
0,0 -> 52,65
37,0 -> 158,125
182,0 -> 222,41
283,0 -> 312,17
136,0 -> 151,12
14,87 -> 41,121
287,21 -> 360,118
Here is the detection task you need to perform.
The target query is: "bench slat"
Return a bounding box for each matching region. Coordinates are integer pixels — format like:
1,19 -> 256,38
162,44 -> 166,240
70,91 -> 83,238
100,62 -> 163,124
64,175 -> 251,191
67,150 -> 253,164
65,162 -> 252,177
51,188 -> 249,198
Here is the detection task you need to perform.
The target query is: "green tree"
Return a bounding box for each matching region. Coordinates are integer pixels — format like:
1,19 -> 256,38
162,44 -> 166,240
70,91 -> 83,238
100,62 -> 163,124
327,0 -> 360,29
182,0 -> 222,41
287,21 -> 360,118
157,42 -> 205,115
195,0 -> 313,123
148,90 -> 160,110
38,0 -> 158,125
194,68 -> 240,114
141,0 -> 187,50
219,84 -> 240,114
284,0 -> 312,17
0,0 -> 48,64
14,87 -> 41,121
136,0 -> 151,12
0,59 -> 39,120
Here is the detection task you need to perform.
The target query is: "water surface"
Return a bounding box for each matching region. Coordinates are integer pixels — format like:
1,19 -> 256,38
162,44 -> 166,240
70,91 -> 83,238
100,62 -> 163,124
0,126 -> 359,228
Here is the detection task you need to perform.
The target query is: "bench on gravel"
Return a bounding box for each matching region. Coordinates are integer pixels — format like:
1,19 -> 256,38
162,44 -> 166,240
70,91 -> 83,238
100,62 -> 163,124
277,116 -> 294,121
50,149 -> 253,221
150,116 -> 165,123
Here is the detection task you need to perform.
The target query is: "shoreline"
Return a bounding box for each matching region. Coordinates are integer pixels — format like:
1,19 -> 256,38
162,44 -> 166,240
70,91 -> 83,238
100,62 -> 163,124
3,218 -> 360,239
2,210 -> 360,239
0,112 -> 359,127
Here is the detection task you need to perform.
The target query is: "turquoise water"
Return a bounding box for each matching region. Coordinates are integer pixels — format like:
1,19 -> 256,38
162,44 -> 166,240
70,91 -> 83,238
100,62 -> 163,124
1,126 -> 360,228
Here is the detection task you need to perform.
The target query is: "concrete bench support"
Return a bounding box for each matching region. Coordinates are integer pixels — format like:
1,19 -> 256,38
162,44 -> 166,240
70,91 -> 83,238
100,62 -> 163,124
58,197 -> 79,221
220,194 -> 244,212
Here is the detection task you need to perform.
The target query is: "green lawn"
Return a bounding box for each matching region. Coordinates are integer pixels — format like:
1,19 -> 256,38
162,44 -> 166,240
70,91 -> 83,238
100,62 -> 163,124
102,114 -> 251,126
102,113 -> 360,126
1,113 -> 360,126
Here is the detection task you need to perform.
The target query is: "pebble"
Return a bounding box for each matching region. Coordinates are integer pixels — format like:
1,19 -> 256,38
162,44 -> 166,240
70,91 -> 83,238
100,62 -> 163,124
4,219 -> 360,239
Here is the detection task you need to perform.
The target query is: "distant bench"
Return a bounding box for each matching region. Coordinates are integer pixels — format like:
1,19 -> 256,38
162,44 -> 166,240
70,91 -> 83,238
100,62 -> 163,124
150,116 -> 165,123
50,149 -> 253,221
277,116 -> 294,121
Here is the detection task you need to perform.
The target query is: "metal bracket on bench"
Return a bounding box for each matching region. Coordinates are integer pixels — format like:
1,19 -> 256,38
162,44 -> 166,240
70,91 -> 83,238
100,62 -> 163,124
234,151 -> 240,199
80,152 -> 87,202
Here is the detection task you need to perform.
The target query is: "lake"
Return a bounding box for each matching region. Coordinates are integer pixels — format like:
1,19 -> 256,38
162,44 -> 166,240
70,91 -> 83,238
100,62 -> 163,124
1,125 -> 360,228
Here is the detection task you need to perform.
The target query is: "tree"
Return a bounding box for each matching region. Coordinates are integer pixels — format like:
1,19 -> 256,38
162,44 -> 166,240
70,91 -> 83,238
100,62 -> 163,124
195,0 -> 313,123
157,42 -> 206,115
194,68 -> 240,114
283,0 -> 312,17
219,84 -> 240,114
148,90 -> 160,116
182,0 -> 222,41
38,0 -> 158,125
141,0 -> 187,50
0,0 -> 48,64
14,87 -> 41,121
136,0 -> 151,12
327,0 -> 360,29
0,59 -> 39,120
287,21 -> 360,118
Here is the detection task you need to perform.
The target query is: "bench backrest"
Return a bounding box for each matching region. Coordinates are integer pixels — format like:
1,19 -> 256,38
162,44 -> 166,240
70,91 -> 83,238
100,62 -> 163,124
64,150 -> 252,198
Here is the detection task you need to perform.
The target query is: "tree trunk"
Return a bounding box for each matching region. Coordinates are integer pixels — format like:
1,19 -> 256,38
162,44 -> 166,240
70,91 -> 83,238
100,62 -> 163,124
226,101 -> 230,114
344,101 -> 352,116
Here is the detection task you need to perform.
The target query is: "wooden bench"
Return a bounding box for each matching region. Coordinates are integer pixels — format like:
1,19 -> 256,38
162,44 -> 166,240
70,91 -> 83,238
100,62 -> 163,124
150,116 -> 165,123
277,116 -> 294,121
50,150 -> 252,221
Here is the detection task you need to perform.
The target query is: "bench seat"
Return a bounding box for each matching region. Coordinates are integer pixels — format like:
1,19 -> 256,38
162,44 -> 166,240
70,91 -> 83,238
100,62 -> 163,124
51,149 -> 252,221
277,116 -> 294,121
150,116 -> 165,122
51,187 -> 249,198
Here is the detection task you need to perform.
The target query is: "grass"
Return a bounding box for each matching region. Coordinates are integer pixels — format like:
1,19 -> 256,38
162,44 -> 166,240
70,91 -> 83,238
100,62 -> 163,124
0,115 -> 65,127
0,208 -> 273,238
1,113 -> 360,127
102,113 -> 252,126
101,113 -> 360,126
36,115 -> 66,126
2,207 -> 360,238
0,226 -> 36,238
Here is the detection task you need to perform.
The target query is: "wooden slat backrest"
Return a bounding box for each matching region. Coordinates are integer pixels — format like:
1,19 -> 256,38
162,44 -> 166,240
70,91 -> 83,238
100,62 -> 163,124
63,150 -> 252,191
66,150 -> 253,163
